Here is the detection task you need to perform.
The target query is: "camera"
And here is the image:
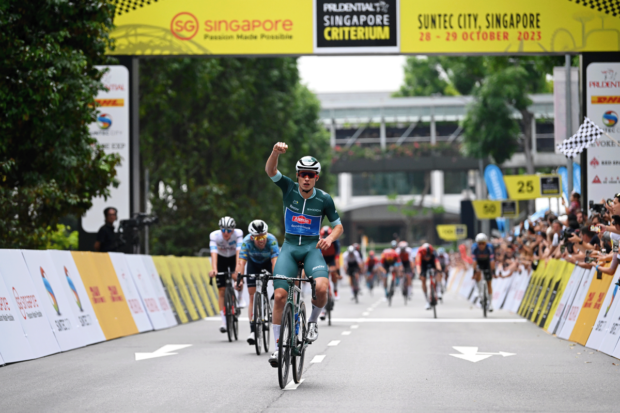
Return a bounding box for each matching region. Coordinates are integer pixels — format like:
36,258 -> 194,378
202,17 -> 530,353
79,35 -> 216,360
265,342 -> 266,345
584,256 -> 596,264
590,200 -> 606,214
119,213 -> 158,253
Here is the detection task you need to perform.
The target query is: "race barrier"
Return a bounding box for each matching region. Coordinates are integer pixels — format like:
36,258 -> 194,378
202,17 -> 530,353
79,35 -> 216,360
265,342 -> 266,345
0,250 -> 220,365
447,258 -> 620,359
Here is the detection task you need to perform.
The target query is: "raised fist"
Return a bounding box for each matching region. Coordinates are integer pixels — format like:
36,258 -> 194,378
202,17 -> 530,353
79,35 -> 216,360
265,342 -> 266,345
273,142 -> 288,154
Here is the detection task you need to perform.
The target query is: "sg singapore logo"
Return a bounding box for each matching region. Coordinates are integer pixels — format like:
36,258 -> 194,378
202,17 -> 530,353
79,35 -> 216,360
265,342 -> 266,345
171,12 -> 199,41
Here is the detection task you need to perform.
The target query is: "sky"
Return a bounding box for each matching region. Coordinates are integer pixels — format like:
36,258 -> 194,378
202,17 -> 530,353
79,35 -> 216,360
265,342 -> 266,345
298,55 -> 407,94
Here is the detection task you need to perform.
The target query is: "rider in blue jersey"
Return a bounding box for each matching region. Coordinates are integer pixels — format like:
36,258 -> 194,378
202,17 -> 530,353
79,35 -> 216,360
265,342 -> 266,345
472,233 -> 496,312
235,220 -> 279,345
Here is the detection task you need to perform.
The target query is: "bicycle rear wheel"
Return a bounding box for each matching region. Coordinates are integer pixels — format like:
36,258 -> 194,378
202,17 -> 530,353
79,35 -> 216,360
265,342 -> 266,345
431,280 -> 437,319
327,294 -> 332,326
388,278 -> 394,307
482,283 -> 488,318
292,302 -> 307,384
225,290 -> 234,342
253,293 -> 262,355
353,275 -> 359,304
278,303 -> 293,389
232,294 -> 239,341
262,294 -> 271,353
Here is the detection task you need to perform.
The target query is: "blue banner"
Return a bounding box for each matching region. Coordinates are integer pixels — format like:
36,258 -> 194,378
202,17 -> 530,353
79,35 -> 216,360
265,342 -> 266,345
284,208 -> 321,236
573,162 -> 581,194
484,164 -> 508,200
558,166 -> 569,200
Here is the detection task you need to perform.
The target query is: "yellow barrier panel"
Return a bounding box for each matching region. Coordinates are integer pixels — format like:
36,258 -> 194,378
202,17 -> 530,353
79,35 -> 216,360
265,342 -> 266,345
71,252 -> 138,340
518,264 -> 543,316
532,260 -> 562,324
569,265 -> 614,345
177,258 -> 209,318
185,257 -> 217,316
542,262 -> 575,330
526,260 -> 551,321
152,256 -> 189,324
198,257 -> 220,312
164,257 -> 201,321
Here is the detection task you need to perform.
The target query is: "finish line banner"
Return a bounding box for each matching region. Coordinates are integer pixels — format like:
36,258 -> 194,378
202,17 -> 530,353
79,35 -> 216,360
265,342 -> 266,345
107,0 -> 620,56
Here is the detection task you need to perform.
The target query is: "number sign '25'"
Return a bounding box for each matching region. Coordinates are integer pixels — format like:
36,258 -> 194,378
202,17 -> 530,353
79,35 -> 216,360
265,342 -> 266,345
504,175 -> 561,200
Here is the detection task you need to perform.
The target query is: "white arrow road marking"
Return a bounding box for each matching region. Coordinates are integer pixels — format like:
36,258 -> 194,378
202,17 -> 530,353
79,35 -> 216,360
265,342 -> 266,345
449,347 -> 515,363
284,379 -> 304,390
311,355 -> 326,363
135,344 -> 192,361
328,340 -> 341,346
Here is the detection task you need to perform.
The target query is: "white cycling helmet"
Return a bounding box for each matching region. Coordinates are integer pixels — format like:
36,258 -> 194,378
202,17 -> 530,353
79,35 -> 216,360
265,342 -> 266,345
348,245 -> 355,252
248,220 -> 268,237
398,241 -> 408,248
218,216 -> 236,229
296,156 -> 321,174
475,233 -> 488,243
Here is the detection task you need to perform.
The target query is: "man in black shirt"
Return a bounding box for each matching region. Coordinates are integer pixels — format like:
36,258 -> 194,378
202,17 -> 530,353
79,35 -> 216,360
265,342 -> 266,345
94,207 -> 119,252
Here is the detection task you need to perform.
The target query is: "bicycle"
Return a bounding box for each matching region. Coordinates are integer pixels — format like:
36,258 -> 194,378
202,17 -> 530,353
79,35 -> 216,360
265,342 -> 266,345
236,270 -> 272,355
426,268 -> 438,319
216,272 -> 240,342
273,262 -> 316,389
349,267 -> 360,304
478,268 -> 492,318
387,266 -> 397,307
324,283 -> 334,326
401,270 -> 410,305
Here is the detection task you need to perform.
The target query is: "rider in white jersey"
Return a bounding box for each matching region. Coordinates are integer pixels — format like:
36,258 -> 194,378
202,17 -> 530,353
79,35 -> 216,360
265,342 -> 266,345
343,246 -> 363,296
208,216 -> 244,333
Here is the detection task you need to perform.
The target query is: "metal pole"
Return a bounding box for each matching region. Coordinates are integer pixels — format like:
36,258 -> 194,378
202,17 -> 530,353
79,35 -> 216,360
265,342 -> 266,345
479,159 -> 490,236
144,168 -> 149,255
131,57 -> 141,215
565,54 -> 574,196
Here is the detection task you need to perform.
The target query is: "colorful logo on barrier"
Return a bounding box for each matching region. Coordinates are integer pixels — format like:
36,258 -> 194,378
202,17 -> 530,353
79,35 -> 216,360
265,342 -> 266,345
40,267 -> 60,316
97,113 -> 113,129
13,287 -> 39,320
603,111 -> 618,127
64,266 -> 83,312
171,12 -> 199,41
292,215 -> 312,225
590,157 -> 600,168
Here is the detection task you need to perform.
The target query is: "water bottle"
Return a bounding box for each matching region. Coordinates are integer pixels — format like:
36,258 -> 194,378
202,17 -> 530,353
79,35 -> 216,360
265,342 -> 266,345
295,313 -> 300,335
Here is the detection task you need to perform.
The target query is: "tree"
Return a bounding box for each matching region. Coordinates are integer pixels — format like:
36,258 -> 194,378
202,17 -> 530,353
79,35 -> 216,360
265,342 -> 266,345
140,58 -> 331,256
0,0 -> 119,249
394,57 -> 451,97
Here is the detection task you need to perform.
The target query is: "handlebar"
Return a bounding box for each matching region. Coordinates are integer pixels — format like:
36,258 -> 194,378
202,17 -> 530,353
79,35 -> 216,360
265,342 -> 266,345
272,275 -> 317,300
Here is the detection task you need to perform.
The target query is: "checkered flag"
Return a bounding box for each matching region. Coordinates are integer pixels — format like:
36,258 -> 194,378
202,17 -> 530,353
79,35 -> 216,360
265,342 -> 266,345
557,118 -> 604,158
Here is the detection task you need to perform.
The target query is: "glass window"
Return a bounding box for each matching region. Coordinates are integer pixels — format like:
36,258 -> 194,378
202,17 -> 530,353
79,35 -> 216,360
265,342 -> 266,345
444,171 -> 468,194
352,172 -> 425,196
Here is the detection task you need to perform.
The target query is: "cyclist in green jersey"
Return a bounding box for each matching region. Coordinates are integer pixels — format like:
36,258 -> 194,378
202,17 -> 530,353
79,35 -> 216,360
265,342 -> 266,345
265,142 -> 344,367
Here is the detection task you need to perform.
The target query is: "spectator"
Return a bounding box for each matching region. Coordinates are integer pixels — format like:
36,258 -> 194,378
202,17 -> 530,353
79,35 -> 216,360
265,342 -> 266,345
94,207 -> 119,252
562,192 -> 581,215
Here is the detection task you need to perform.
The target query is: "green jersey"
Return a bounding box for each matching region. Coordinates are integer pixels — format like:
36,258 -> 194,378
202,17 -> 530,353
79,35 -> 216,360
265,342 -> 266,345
271,171 -> 341,245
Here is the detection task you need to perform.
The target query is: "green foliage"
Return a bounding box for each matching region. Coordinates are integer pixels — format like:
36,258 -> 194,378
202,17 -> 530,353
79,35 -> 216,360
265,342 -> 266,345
140,58 -> 331,256
0,0 -> 120,249
333,142 -> 460,161
44,224 -> 79,250
394,57 -> 452,97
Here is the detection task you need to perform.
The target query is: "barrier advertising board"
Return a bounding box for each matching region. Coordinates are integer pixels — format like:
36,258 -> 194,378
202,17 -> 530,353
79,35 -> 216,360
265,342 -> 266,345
71,252 -> 139,340
172,258 -> 208,319
585,266 -> 620,351
21,250 -> 88,351
123,254 -> 169,330
47,251 -> 106,345
0,250 -> 61,358
164,257 -> 202,320
558,269 -> 594,340
547,266 -> 583,334
197,257 -> 221,312
569,267 -> 613,345
183,258 -> 216,317
108,0 -> 620,56
152,256 -> 189,324
141,255 -> 178,327
0,257 -> 36,363
108,253 -> 153,332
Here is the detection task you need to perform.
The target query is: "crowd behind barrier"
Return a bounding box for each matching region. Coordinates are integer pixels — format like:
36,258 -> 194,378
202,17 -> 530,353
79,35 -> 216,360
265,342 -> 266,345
0,250 -> 222,365
445,192 -> 620,359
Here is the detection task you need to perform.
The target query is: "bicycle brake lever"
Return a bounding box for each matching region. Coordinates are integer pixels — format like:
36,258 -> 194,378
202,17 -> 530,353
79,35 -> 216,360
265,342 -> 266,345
235,273 -> 242,288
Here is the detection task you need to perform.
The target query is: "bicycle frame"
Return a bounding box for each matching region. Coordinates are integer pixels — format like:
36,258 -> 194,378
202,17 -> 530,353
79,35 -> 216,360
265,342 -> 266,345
274,274 -> 316,357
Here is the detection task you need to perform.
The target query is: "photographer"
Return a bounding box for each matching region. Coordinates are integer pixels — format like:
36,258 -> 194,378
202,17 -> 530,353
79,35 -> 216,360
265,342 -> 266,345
94,207 -> 119,252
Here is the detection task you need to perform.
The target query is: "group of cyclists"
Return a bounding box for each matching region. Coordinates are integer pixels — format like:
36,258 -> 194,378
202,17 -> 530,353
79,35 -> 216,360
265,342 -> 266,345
206,141 -> 495,378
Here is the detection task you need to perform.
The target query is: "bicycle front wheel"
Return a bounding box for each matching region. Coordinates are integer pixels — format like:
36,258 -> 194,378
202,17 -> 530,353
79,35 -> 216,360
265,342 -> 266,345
225,290 -> 234,342
482,283 -> 488,318
262,294 -> 271,353
278,303 -> 293,389
431,281 -> 437,319
232,293 -> 239,341
292,302 -> 307,384
253,293 -> 262,355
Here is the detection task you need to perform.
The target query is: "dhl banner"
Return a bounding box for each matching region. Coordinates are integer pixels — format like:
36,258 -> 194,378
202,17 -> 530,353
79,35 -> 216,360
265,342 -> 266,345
175,258 -> 208,319
540,261 -> 573,330
164,257 -> 204,320
184,258 -> 216,317
152,256 -> 189,324
108,253 -> 153,332
108,0 -> 620,56
71,252 -> 139,340
530,260 -> 557,323
197,257 -> 221,313
142,255 -> 179,327
569,265 -> 614,345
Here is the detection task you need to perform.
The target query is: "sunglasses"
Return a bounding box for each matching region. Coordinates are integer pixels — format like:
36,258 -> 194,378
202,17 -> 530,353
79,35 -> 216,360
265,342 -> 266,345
253,234 -> 268,241
298,171 -> 317,179
221,228 -> 233,234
